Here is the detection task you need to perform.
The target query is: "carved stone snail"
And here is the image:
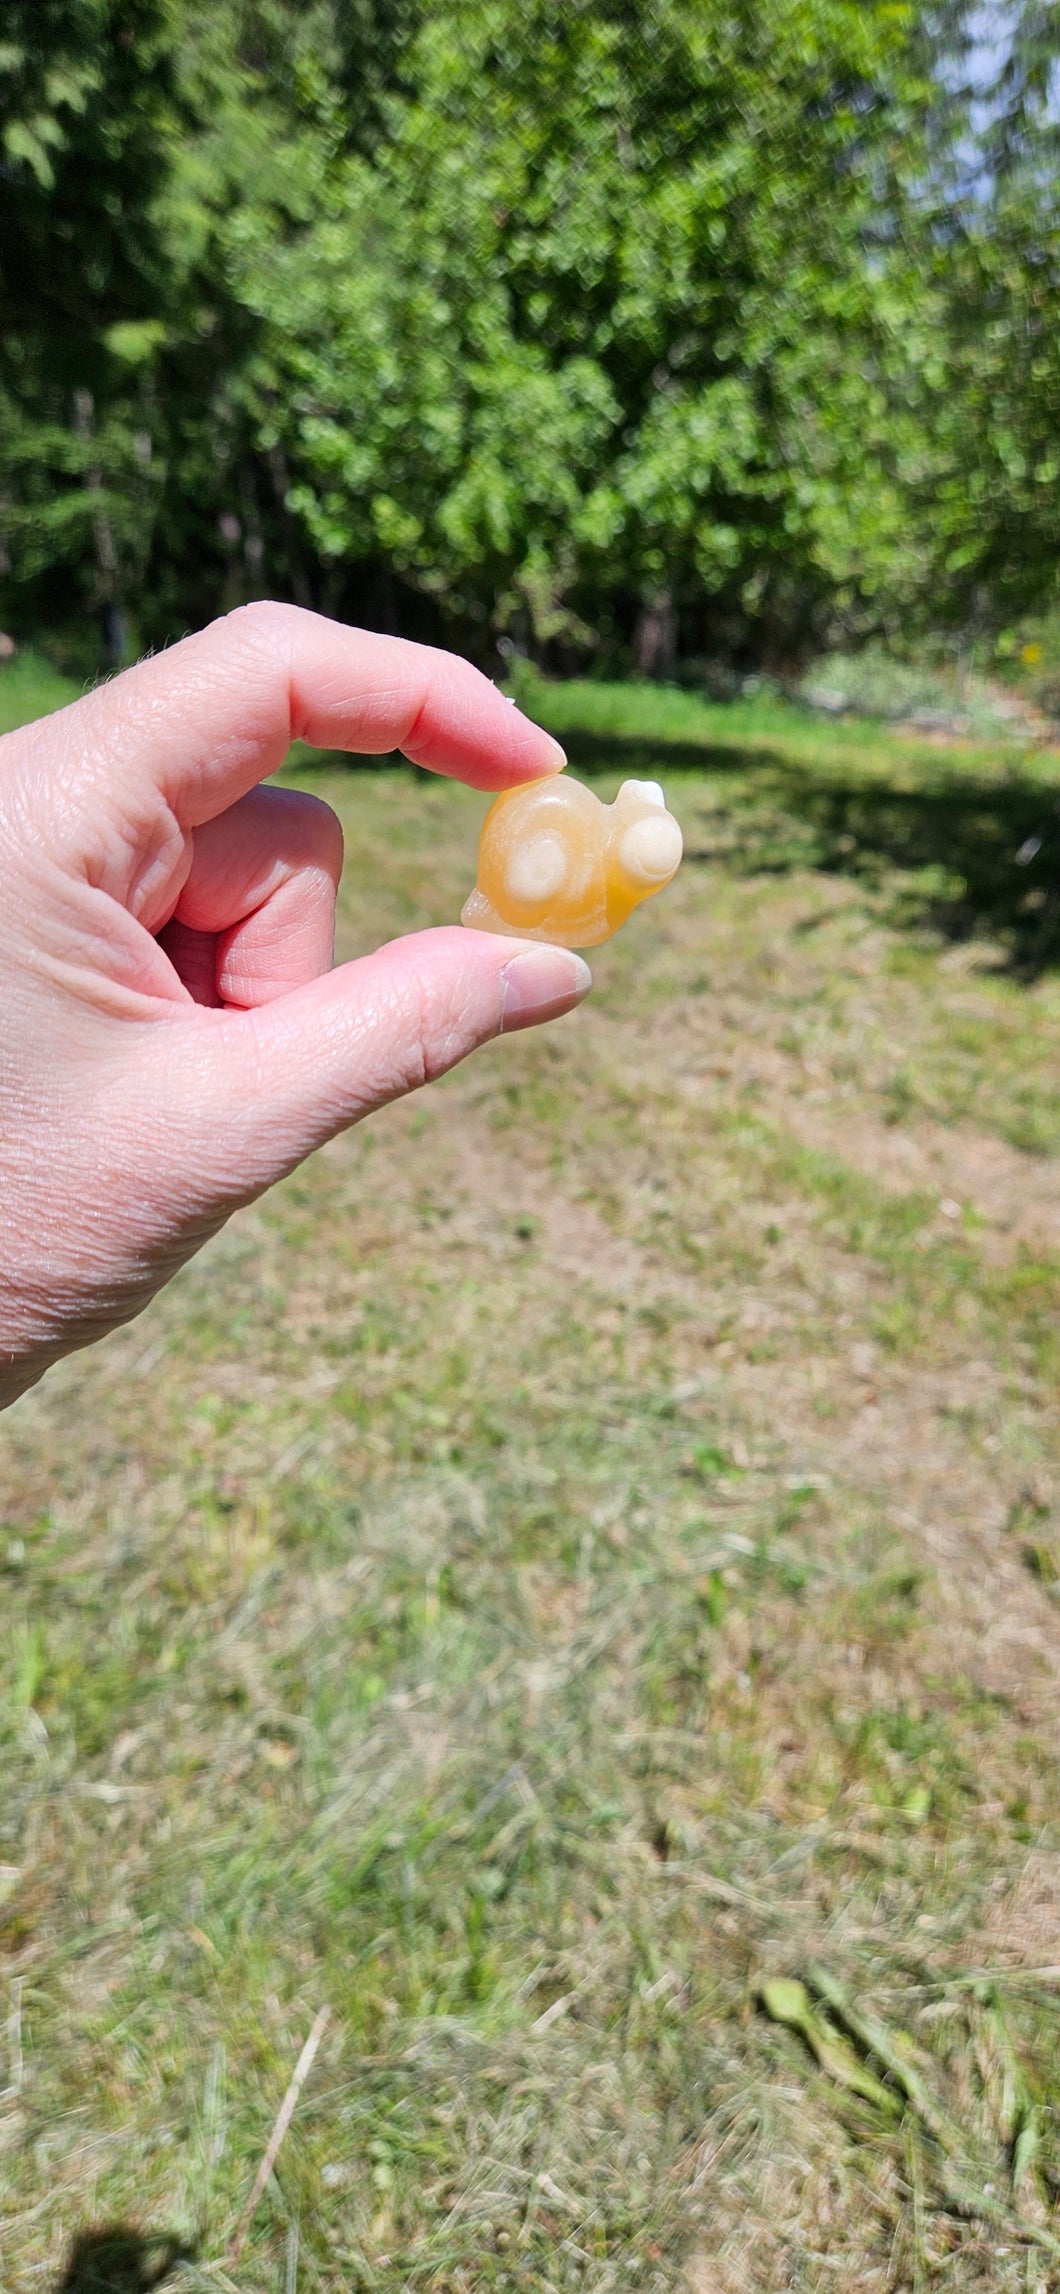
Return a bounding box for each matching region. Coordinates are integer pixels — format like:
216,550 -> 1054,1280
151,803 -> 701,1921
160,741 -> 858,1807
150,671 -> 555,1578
460,775 -> 683,949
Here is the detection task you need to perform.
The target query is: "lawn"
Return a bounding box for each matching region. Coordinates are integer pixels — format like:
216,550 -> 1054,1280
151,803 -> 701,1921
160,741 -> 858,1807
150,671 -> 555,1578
1,653 -> 1059,2293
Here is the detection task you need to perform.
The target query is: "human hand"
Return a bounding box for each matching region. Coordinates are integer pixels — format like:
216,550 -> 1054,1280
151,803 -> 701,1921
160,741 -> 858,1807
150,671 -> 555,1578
0,604 -> 589,1408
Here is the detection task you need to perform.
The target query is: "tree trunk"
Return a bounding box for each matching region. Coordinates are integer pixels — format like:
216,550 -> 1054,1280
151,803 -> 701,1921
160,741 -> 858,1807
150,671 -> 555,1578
72,388 -> 127,666
633,588 -> 677,679
239,466 -> 266,598
264,442 -> 314,610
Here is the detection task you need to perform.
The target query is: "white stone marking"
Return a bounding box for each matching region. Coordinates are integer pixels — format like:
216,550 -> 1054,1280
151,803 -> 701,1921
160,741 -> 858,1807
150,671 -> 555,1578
506,834 -> 568,904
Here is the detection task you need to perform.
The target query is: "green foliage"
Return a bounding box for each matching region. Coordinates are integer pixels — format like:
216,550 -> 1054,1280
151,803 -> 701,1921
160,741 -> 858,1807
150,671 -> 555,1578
1,0 -> 1058,663
0,0 -> 179,651
235,0 -> 949,656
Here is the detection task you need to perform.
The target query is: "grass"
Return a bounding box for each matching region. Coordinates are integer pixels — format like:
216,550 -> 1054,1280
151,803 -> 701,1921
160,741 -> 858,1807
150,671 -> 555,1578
1,657 -> 1059,2293
0,650 -> 81,737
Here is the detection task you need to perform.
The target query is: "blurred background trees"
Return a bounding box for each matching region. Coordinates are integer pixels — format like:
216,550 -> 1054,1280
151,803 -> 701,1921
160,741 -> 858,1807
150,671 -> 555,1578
1,0 -> 1057,674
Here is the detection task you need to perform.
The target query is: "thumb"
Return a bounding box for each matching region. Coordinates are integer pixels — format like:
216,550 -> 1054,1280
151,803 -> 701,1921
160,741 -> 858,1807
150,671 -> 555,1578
142,929 -> 591,1207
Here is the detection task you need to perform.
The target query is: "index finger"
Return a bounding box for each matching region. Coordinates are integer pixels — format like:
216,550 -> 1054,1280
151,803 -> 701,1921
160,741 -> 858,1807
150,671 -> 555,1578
10,603 -> 566,837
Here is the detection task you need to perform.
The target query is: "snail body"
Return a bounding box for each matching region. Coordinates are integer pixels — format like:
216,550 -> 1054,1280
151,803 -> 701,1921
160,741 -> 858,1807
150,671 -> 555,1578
461,775 -> 682,949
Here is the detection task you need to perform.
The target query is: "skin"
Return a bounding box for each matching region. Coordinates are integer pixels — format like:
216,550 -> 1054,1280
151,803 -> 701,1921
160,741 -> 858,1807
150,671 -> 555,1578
0,603 -> 591,1411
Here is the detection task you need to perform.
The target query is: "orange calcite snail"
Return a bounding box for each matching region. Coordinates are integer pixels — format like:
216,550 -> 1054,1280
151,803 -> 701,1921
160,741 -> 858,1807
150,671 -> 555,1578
460,775 -> 683,949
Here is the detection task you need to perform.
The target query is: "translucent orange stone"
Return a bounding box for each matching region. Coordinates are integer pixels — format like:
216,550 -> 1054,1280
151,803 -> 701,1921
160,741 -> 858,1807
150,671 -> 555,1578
460,775 -> 683,948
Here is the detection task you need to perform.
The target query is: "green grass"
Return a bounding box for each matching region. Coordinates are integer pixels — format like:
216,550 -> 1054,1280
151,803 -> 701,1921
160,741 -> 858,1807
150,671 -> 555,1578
1,667 -> 1059,2292
0,649 -> 81,735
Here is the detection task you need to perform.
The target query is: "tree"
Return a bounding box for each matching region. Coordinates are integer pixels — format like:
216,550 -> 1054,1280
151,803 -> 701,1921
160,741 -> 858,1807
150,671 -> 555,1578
0,0 -> 421,653
230,0 -> 955,664
2,0 -> 1057,668
921,0 -> 1060,630
0,1 -> 178,653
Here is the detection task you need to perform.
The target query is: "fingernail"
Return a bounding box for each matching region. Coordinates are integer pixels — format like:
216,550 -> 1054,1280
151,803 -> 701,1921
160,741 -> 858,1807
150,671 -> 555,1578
500,945 -> 592,1033
541,734 -> 568,772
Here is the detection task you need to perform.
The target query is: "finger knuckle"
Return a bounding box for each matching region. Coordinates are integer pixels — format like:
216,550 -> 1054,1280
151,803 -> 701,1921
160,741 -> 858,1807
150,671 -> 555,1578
388,964 -> 474,1098
297,792 -> 345,880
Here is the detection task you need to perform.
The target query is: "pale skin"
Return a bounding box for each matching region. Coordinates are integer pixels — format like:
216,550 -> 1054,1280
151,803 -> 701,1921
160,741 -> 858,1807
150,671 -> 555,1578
0,603 -> 592,1411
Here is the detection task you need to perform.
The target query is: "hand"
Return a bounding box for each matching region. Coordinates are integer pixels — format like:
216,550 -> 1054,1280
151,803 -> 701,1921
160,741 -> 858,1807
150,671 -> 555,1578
0,603 -> 590,1408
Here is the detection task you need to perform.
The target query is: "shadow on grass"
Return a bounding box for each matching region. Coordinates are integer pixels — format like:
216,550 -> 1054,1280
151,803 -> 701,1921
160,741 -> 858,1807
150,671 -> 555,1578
559,726 -> 1060,978
55,2228 -> 194,2294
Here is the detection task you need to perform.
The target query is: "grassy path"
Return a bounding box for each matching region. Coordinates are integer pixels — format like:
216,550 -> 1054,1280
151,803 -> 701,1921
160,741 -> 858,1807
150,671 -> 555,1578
1,665 -> 1058,2291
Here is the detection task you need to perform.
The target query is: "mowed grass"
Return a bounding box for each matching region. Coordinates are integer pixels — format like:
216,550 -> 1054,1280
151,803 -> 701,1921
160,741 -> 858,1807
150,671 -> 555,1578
0,652 -> 82,738
1,658 -> 1059,2293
